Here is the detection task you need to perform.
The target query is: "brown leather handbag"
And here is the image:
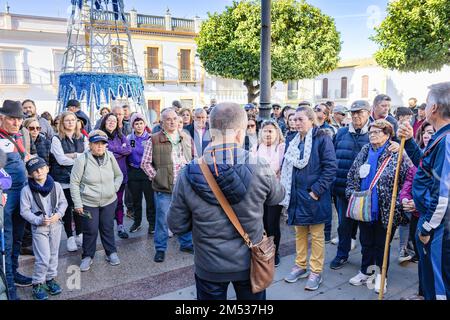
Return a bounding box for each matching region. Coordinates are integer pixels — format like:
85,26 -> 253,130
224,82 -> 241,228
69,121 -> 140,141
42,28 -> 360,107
199,158 -> 275,293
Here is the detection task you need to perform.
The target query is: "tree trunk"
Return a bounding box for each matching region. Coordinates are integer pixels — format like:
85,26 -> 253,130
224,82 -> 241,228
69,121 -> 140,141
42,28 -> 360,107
244,79 -> 260,103
243,79 -> 275,103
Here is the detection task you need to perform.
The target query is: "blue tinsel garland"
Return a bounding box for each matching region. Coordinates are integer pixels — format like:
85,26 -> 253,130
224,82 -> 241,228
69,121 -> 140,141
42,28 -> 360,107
58,72 -> 145,110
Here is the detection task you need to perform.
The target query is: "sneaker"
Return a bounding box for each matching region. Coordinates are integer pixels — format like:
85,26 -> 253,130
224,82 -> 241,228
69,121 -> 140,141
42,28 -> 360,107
374,274 -> 387,294
80,257 -> 93,272
45,279 -> 62,295
168,229 -> 174,238
32,284 -> 49,300
330,257 -> 348,270
14,273 -> 32,287
305,272 -> 323,291
129,223 -> 141,233
410,255 -> 419,263
398,247 -> 412,264
75,234 -> 83,248
20,245 -> 34,256
330,237 -> 339,245
118,230 -> 129,239
66,236 -> 78,252
106,252 -> 120,266
148,226 -> 155,234
325,239 -> 331,244
180,245 -> 194,254
349,271 -> 370,286
154,251 -> 165,263
284,265 -> 309,283
274,253 -> 281,267
351,238 -> 357,251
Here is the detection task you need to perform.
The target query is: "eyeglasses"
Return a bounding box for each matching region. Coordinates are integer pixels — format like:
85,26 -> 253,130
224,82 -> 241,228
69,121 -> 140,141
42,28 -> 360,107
368,129 -> 384,136
28,126 -> 41,131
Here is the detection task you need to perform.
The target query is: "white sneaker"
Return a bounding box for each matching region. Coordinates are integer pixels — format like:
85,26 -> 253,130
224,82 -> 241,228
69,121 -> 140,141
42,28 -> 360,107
67,236 -> 78,252
351,239 -> 357,251
168,229 -> 174,238
75,234 -> 83,248
349,271 -> 370,286
331,237 -> 339,245
374,274 -> 387,294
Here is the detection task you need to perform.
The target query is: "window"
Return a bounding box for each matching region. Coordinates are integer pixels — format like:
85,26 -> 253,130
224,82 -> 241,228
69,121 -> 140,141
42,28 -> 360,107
148,100 -> 161,124
180,99 -> 194,108
0,49 -> 28,84
179,49 -> 192,81
322,78 -> 328,99
146,47 -> 161,80
52,51 -> 65,85
287,80 -> 298,100
361,75 -> 369,98
341,77 -> 348,99
111,45 -> 124,73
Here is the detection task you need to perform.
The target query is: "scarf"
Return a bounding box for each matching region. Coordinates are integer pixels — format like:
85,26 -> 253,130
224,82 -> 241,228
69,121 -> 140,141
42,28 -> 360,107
360,141 -> 389,221
279,128 -> 314,208
28,175 -> 55,197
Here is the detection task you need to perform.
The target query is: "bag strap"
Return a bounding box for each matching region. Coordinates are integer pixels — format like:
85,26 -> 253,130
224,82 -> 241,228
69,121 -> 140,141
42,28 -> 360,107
368,155 -> 392,191
31,186 -> 57,217
198,157 -> 253,248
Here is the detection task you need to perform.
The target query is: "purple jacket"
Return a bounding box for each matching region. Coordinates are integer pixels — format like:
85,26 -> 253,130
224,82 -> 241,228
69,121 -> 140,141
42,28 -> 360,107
127,131 -> 150,169
107,132 -> 132,184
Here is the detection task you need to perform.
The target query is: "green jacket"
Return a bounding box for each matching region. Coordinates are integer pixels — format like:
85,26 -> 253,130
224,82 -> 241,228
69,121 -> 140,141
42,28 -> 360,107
70,150 -> 123,208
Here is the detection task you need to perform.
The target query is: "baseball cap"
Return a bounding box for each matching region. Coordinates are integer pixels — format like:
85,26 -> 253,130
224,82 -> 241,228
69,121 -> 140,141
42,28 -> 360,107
26,157 -> 47,175
349,100 -> 371,112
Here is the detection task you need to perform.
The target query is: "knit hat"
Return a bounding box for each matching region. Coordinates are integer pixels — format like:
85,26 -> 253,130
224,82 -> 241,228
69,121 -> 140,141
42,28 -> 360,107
26,157 -> 47,174
130,112 -> 146,126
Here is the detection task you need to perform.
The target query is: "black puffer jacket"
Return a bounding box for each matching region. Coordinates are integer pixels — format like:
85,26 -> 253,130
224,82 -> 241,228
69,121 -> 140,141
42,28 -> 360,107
168,143 -> 285,282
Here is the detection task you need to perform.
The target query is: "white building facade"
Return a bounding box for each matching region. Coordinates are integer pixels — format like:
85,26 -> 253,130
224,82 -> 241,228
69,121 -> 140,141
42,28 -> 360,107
1,9 -> 449,120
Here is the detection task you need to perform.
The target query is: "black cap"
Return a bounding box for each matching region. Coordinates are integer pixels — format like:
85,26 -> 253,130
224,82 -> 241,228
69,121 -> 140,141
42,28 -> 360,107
26,157 -> 47,174
417,103 -> 426,110
66,99 -> 80,109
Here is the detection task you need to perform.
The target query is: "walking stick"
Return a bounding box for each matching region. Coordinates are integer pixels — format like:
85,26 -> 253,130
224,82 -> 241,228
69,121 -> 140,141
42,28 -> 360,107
378,137 -> 406,300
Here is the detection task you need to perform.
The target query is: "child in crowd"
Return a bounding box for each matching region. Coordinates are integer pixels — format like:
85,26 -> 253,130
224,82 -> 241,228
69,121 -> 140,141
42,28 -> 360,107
20,157 -> 68,300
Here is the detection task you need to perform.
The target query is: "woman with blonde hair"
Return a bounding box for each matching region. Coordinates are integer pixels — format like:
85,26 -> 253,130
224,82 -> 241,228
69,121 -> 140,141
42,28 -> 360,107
257,119 -> 285,267
49,111 -> 89,252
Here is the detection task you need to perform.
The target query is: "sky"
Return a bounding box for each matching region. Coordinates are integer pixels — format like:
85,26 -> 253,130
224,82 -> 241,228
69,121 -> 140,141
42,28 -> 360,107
2,0 -> 391,60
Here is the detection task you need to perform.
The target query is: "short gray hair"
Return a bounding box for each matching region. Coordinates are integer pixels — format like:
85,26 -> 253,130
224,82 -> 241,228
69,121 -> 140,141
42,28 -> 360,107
428,82 -> 450,119
194,108 -> 206,117
210,102 -> 247,134
161,107 -> 177,121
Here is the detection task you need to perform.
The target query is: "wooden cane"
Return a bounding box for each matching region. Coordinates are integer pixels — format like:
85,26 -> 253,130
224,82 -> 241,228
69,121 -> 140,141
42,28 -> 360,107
378,136 -> 406,300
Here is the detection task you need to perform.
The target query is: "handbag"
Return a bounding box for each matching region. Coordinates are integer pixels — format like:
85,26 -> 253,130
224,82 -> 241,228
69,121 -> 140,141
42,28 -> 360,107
198,158 -> 275,294
346,155 -> 391,222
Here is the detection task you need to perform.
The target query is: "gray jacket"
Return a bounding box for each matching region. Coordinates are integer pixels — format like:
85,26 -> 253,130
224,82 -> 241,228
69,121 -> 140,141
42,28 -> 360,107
38,116 -> 54,139
168,144 -> 285,282
20,182 -> 67,226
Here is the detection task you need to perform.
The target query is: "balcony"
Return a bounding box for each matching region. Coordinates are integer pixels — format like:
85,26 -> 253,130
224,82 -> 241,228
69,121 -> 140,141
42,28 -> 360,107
0,69 -> 30,85
171,18 -> 195,32
179,69 -> 196,82
137,15 -> 165,29
145,68 -> 164,82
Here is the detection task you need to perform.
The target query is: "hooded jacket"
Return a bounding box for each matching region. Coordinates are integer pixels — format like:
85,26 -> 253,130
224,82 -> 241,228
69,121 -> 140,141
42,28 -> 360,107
167,144 -> 285,282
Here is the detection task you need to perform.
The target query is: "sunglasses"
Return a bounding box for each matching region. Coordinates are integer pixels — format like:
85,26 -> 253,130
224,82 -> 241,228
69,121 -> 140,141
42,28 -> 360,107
28,126 -> 41,131
247,124 -> 256,128
314,107 -> 325,113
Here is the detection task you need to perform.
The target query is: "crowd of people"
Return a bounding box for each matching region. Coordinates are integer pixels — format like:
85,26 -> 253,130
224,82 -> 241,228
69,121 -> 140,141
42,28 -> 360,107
0,81 -> 448,301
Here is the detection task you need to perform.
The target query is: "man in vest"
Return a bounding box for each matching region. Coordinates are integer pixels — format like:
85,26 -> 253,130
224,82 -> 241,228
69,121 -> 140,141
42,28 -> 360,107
0,100 -> 33,299
398,81 -> 450,300
141,108 -> 194,263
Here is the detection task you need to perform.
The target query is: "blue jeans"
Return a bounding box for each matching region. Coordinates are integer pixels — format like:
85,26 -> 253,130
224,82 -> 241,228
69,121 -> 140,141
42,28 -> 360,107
195,274 -> 266,300
3,188 -> 27,300
335,196 -> 358,260
154,192 -> 192,252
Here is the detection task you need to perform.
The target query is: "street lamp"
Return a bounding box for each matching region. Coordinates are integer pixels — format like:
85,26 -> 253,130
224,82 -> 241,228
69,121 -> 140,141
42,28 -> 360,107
259,0 -> 271,121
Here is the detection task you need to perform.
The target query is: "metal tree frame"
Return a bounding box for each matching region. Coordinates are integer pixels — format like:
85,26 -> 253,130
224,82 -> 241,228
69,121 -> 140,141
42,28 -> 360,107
58,0 -> 147,120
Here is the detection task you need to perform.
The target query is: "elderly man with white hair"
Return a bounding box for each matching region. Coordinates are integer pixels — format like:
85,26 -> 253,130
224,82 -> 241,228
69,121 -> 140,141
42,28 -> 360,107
141,108 -> 194,263
398,81 -> 450,300
184,107 -> 211,158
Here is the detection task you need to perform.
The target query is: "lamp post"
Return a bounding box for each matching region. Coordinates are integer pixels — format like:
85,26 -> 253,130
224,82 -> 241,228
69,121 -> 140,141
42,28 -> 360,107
259,0 -> 272,121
